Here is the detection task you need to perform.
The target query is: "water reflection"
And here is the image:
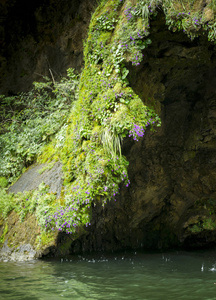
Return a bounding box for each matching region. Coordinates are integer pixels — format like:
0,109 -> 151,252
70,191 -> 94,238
0,251 -> 216,300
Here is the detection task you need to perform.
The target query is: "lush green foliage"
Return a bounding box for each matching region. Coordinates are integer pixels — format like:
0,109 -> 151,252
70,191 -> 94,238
2,0 -> 216,239
0,189 -> 15,219
37,0 -> 161,234
0,183 -> 88,235
0,69 -> 79,183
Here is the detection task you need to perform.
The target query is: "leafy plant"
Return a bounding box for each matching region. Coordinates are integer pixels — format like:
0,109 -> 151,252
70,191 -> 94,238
0,189 -> 16,218
0,69 -> 79,183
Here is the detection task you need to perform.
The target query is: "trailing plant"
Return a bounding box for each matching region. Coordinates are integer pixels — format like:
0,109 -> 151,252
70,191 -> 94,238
37,0 -> 161,234
162,0 -> 216,41
0,183 -> 91,235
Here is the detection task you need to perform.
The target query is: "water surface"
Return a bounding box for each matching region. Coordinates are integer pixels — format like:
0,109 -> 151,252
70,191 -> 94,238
1,251 -> 216,300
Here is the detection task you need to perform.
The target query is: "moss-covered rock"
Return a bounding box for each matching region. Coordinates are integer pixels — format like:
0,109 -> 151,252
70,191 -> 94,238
1,0 -> 216,259
0,211 -> 54,261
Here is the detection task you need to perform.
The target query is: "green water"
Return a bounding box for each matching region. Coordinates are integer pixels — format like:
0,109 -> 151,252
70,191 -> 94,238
0,251 -> 216,300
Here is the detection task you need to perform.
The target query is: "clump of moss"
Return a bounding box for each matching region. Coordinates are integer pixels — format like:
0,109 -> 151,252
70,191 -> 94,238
0,177 -> 8,188
189,217 -> 216,233
35,230 -> 57,249
0,223 -> 8,244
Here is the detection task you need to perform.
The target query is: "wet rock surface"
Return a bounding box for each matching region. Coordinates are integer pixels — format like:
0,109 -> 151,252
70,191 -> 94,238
0,242 -> 37,262
8,161 -> 63,198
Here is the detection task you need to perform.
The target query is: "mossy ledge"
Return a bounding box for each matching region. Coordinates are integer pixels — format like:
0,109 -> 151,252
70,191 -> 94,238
1,0 -> 216,260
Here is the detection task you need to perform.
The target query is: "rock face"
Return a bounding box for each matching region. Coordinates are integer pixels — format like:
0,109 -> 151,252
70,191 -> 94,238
0,211 -> 57,261
8,162 -> 63,198
0,162 -> 63,261
65,14 -> 216,254
1,7 -> 216,259
0,0 -> 97,94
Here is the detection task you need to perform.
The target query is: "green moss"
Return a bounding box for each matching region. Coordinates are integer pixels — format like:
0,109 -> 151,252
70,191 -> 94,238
189,223 -> 203,233
202,217 -> 216,230
0,223 -> 8,244
189,217 -> 216,233
0,189 -> 16,218
0,177 -> 8,188
37,161 -> 56,175
35,230 -> 56,249
2,0 -> 216,238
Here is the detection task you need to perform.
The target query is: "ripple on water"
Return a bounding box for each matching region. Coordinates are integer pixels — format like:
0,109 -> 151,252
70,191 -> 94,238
0,251 -> 216,300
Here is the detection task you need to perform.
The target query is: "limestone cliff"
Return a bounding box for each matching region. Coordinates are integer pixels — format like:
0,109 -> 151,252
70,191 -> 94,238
1,0 -> 216,260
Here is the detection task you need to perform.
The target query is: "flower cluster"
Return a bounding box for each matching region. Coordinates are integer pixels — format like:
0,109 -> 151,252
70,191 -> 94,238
124,6 -> 136,22
193,17 -> 201,26
131,51 -> 143,66
44,206 -> 91,234
129,124 -> 145,141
